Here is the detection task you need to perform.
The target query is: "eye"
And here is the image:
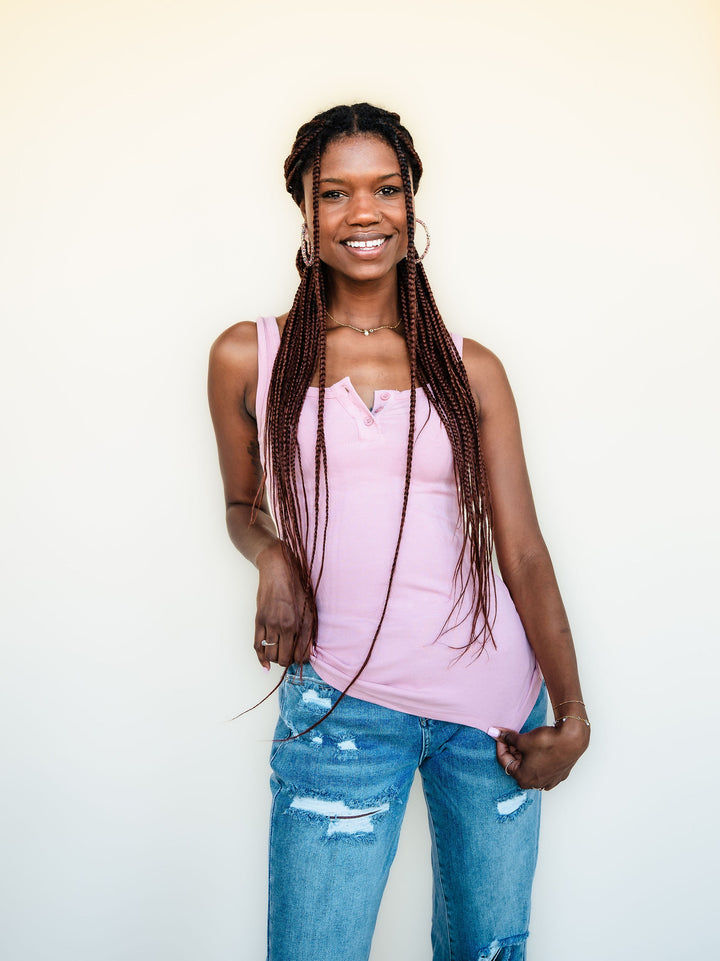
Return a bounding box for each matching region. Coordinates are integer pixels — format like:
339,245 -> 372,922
378,185 -> 402,197
321,190 -> 344,200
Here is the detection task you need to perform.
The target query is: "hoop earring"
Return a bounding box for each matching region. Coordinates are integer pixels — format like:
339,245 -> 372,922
300,223 -> 314,267
415,218 -> 431,261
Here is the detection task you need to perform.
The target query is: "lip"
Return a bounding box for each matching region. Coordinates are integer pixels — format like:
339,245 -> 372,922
340,233 -> 391,257
341,232 -> 387,243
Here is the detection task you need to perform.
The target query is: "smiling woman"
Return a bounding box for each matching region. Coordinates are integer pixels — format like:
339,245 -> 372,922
207,102 -> 590,961
302,136 -> 408,284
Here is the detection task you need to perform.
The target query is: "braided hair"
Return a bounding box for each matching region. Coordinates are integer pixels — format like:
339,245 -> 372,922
264,103 -> 495,718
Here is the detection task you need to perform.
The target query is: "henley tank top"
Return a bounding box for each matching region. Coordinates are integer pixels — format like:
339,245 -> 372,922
255,316 -> 542,732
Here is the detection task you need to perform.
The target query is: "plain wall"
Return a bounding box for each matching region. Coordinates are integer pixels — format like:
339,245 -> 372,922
2,1 -> 719,958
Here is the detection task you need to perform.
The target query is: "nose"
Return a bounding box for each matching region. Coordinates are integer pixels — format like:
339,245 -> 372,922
346,191 -> 382,226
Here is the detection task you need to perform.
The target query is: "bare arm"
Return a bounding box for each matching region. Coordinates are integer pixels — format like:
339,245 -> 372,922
207,321 -> 313,669
463,338 -> 590,790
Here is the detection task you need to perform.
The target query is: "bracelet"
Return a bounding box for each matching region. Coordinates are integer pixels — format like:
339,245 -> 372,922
555,715 -> 591,729
554,699 -> 585,710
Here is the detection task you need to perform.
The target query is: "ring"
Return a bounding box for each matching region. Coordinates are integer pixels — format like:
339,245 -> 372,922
261,639 -> 277,647
504,761 -> 514,775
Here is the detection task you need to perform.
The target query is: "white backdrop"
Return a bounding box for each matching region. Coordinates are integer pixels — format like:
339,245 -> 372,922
2,1 -> 719,958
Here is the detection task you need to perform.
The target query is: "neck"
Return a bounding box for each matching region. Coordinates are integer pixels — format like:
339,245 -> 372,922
325,271 -> 400,330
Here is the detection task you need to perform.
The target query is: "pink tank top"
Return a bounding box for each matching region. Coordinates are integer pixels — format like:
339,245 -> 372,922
255,316 -> 541,732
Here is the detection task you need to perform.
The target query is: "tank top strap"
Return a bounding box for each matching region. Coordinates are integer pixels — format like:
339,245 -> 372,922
254,316 -> 281,458
450,331 -> 464,358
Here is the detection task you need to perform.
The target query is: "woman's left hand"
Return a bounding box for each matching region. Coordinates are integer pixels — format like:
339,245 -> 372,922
493,719 -> 590,791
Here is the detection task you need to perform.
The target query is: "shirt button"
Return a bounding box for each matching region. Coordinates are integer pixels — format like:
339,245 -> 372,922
363,415 -> 374,427
379,391 -> 391,401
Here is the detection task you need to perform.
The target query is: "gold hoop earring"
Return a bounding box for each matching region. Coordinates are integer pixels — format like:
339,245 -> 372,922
415,218 -> 431,261
300,223 -> 314,267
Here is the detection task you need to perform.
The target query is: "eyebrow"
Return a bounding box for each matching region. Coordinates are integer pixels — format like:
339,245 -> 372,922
319,173 -> 402,184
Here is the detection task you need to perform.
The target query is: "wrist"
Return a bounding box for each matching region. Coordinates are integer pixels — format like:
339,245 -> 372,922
554,715 -> 591,746
550,697 -> 586,718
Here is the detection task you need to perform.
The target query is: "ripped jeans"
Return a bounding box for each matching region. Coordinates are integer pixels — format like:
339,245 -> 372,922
268,663 -> 547,961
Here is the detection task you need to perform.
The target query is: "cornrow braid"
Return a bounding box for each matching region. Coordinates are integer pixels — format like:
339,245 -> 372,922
263,103 -> 495,732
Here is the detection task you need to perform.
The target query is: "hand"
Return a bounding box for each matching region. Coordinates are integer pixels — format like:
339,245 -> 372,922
493,719 -> 590,791
253,542 -> 314,670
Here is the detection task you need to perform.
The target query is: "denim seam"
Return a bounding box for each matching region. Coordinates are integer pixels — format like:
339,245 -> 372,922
266,778 -> 281,961
423,782 -> 456,961
284,675 -> 336,693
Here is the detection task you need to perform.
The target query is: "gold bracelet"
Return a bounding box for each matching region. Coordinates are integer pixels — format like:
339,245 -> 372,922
555,715 -> 591,728
553,699 -> 585,710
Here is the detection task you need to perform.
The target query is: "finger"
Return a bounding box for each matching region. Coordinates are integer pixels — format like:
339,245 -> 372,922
256,626 -> 282,669
253,622 -> 271,670
504,757 -> 522,778
495,738 -> 522,772
496,727 -> 521,749
277,631 -> 297,667
265,632 -> 281,663
542,769 -> 571,792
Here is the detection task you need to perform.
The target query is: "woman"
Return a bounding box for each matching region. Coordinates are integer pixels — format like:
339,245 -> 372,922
208,103 -> 589,961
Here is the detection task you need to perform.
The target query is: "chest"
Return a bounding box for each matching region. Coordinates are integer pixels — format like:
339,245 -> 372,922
309,333 -> 411,410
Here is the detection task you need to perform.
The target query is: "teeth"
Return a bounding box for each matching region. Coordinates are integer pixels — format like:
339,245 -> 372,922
345,238 -> 385,249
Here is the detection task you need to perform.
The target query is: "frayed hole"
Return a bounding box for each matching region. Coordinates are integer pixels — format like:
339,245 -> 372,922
497,793 -> 527,816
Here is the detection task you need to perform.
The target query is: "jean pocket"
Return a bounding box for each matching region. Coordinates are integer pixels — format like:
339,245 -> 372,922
283,662 -> 335,692
279,664 -> 340,733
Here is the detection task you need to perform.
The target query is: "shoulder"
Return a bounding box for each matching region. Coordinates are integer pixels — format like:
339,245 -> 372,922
208,321 -> 261,417
209,320 -> 259,372
459,337 -> 514,417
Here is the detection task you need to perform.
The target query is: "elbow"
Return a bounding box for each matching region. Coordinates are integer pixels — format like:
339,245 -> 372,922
225,500 -> 257,526
225,499 -> 273,533
497,536 -> 552,585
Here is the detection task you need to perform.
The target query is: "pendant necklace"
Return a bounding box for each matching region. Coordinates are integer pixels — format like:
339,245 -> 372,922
326,312 -> 401,336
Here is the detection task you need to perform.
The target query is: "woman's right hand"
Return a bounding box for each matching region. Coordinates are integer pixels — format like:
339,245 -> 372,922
253,542 -> 314,669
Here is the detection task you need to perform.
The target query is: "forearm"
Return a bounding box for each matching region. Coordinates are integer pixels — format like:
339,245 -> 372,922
226,502 -> 281,569
226,502 -> 315,666
500,544 -> 585,717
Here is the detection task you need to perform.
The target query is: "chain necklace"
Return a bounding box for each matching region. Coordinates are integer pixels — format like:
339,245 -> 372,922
326,312 -> 401,336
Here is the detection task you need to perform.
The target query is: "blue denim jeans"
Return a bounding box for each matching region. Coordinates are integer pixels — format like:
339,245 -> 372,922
268,664 -> 547,961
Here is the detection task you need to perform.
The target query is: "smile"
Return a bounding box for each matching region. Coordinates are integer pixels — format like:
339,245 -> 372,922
343,237 -> 387,249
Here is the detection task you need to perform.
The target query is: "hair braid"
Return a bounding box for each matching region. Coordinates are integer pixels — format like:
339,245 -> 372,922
308,144 -> 330,591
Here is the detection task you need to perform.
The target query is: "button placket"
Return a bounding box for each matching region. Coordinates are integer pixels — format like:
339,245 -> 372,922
332,379 -> 380,439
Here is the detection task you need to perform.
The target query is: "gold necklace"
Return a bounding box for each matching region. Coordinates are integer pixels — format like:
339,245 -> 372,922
326,312 -> 401,336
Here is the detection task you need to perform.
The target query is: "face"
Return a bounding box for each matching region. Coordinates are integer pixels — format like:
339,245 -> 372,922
300,134 -> 410,283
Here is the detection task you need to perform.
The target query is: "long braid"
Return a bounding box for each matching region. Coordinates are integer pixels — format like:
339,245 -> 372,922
411,256 -> 496,653
262,103 -> 495,733
309,145 -> 330,592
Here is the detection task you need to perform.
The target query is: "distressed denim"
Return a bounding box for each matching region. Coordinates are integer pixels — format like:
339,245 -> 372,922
268,663 -> 547,961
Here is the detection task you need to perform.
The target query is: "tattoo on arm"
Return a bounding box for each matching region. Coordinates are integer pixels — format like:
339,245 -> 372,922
247,439 -> 262,483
